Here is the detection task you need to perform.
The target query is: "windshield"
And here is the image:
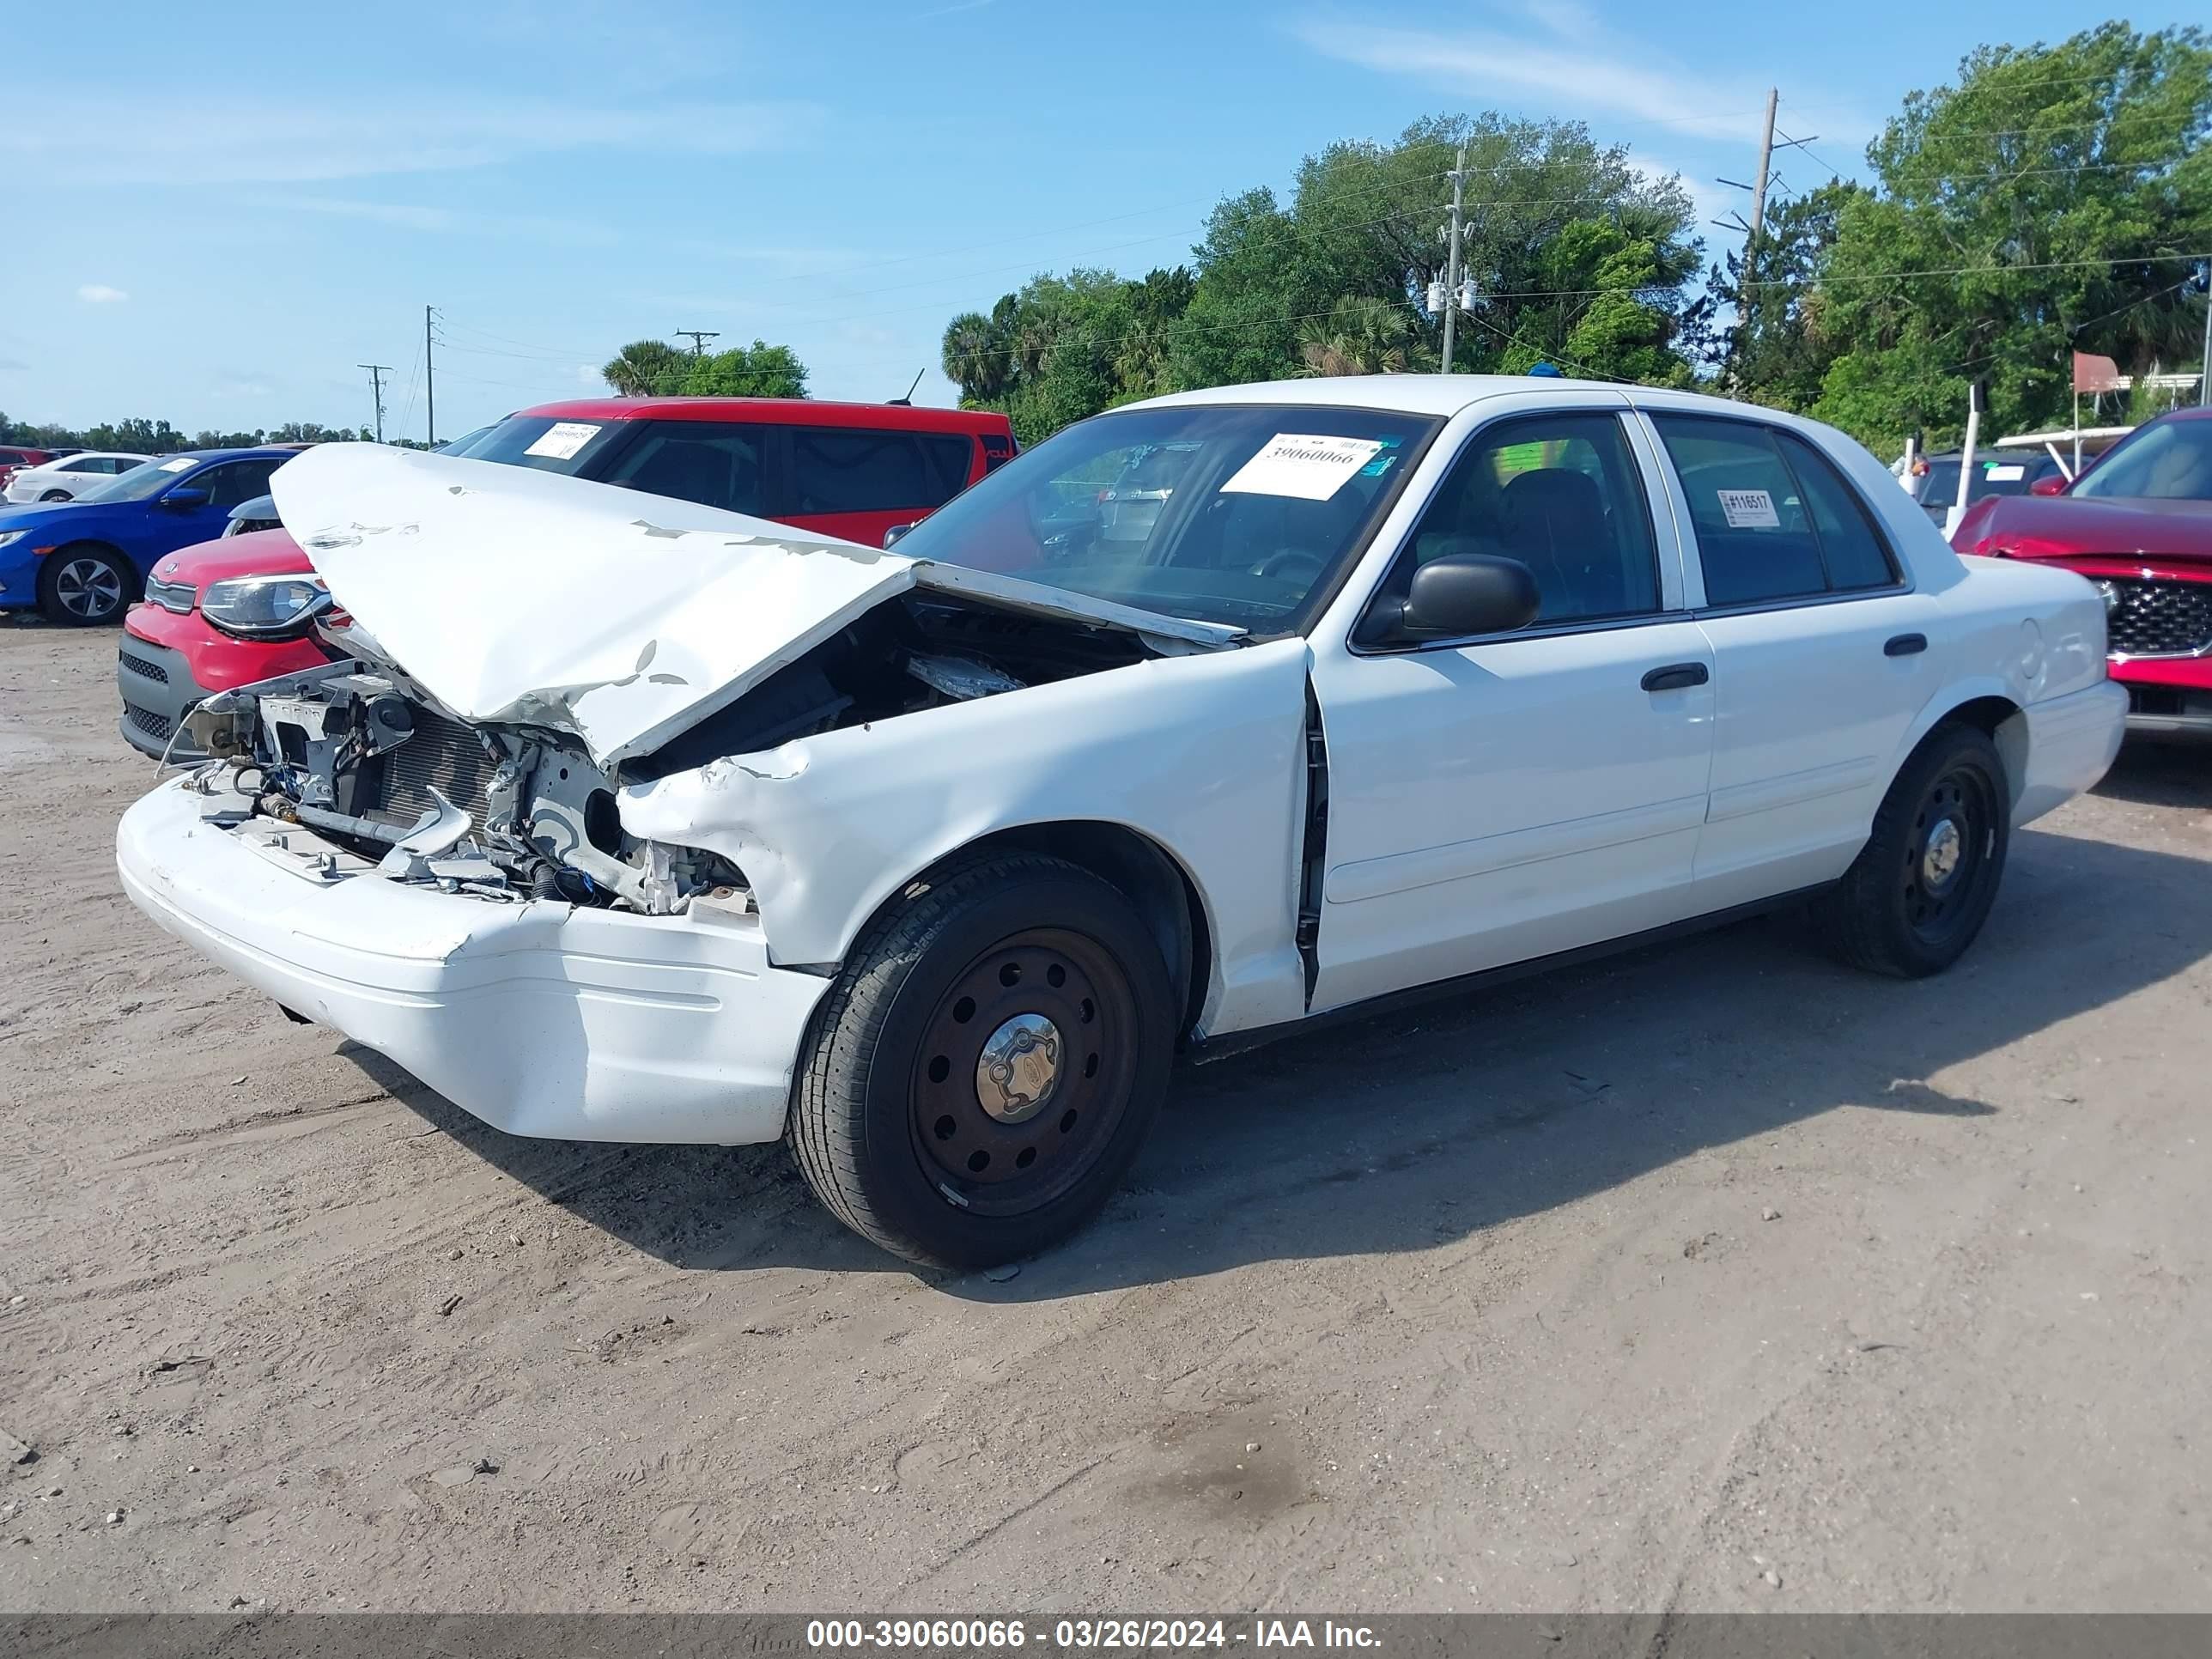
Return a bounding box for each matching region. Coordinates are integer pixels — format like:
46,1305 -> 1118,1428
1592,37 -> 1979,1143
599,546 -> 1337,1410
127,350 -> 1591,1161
72,454 -> 196,504
884,404 -> 1438,628
2071,419 -> 2212,501
443,414 -> 627,476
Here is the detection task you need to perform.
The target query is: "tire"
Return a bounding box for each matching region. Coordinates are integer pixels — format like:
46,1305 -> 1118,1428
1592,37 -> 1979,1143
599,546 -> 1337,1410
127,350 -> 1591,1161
1817,722 -> 2010,978
37,544 -> 136,626
789,852 -> 1175,1269
39,489 -> 70,502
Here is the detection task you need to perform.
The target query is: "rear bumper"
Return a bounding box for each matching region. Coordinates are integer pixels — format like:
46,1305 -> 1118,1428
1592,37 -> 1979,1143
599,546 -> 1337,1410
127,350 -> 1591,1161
2014,680 -> 2127,826
116,780 -> 831,1144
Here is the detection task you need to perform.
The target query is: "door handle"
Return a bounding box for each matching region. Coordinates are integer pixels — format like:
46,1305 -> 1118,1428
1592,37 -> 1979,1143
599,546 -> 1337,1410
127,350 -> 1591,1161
1885,633 -> 1928,657
1640,662 -> 1710,692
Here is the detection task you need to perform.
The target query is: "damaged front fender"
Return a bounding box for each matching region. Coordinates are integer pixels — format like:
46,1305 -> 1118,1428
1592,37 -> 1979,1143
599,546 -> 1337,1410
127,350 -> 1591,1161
617,639 -> 1315,1037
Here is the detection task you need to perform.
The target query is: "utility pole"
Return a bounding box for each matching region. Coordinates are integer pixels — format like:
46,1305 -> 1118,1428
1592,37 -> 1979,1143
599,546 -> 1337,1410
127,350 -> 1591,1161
424,305 -> 436,447
676,330 -> 720,356
1748,88 -> 1778,247
357,363 -> 392,444
1440,144 -> 1467,374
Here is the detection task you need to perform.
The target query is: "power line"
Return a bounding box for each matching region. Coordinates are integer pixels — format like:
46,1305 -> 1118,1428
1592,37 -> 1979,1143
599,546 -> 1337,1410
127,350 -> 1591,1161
675,330 -> 720,356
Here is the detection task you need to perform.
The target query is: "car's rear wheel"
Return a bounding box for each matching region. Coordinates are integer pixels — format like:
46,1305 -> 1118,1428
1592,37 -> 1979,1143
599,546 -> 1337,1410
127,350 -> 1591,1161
37,544 -> 137,626
788,852 -> 1174,1269
39,489 -> 70,502
1817,723 -> 2009,978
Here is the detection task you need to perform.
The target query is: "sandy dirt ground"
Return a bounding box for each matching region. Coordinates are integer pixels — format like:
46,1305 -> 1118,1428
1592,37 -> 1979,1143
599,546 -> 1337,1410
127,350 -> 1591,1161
2,619 -> 2209,1614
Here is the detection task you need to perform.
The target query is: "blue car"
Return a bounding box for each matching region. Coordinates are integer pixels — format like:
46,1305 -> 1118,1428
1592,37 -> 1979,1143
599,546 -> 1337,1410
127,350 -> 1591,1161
0,447 -> 295,625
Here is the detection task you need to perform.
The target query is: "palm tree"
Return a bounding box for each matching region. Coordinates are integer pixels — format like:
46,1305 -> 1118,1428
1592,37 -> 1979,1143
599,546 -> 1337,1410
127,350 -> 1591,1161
940,312 -> 1006,400
1298,297 -> 1415,376
600,339 -> 688,398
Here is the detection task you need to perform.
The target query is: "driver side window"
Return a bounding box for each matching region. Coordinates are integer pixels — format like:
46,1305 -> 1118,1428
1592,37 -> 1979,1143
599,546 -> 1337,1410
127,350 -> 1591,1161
1387,411 -> 1662,627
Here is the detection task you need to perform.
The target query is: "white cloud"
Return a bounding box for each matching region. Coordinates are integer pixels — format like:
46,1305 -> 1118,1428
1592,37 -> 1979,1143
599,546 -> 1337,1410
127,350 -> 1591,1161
576,364 -> 604,386
1294,18 -> 1772,143
3,94 -> 821,185
77,283 -> 128,304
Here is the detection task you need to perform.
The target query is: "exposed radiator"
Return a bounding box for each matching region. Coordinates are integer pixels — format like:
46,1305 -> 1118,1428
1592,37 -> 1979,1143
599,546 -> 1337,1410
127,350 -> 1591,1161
364,709 -> 496,827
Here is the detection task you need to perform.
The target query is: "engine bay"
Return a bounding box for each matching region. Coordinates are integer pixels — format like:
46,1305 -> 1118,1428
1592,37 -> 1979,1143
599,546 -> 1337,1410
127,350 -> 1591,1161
185,592 -> 1162,915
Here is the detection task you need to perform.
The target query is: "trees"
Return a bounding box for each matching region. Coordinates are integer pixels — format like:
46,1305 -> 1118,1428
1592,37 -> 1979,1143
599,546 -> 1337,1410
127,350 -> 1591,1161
1706,182 -> 1865,410
939,269 -> 1195,447
601,338 -> 689,397
678,341 -> 810,399
940,114 -> 1705,443
1808,23 -> 2212,450
599,337 -> 810,399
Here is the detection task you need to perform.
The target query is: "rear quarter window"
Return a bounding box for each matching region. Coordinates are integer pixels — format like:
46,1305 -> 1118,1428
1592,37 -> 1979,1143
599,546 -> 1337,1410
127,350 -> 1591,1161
791,428 -> 970,515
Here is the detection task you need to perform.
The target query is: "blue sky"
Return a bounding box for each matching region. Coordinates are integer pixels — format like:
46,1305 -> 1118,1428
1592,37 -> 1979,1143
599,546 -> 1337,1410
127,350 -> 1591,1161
0,0 -> 2127,439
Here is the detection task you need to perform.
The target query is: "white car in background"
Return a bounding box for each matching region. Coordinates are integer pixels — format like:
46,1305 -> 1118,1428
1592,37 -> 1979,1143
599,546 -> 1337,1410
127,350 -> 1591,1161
4,450 -> 152,501
117,378 -> 2125,1268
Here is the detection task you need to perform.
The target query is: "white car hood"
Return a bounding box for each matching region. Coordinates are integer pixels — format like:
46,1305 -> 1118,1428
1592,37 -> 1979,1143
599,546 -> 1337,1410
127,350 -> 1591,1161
271,442 -> 1240,769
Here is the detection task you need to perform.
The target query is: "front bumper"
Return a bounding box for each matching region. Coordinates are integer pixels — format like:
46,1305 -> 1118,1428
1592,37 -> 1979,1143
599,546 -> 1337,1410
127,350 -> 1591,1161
117,780 -> 831,1144
116,633 -> 205,758
2112,657 -> 2212,737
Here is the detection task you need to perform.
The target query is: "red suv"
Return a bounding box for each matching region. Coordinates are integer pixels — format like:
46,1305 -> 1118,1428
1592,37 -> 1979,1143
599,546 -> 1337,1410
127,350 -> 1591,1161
118,398 -> 1017,758
1951,406 -> 2212,738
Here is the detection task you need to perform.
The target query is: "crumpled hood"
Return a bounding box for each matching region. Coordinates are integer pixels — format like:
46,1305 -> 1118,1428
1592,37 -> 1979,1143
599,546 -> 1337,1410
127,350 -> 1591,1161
270,442 -> 1239,769
1958,493 -> 2212,563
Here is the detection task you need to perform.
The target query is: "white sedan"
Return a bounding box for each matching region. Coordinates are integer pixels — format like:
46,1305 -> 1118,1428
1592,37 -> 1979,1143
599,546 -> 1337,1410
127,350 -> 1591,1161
3,450 -> 152,501
115,378 -> 2124,1267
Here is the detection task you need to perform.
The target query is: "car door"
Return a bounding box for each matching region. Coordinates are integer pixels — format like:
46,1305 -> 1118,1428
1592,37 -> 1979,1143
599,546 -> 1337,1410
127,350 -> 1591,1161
149,459 -> 279,559
1638,410 -> 1942,906
1307,404 -> 1718,1012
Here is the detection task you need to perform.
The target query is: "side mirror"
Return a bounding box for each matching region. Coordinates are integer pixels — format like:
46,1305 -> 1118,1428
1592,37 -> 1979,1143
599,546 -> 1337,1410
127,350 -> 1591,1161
1364,553 -> 1540,643
161,487 -> 210,509
2030,475 -> 2066,497
883,522 -> 917,549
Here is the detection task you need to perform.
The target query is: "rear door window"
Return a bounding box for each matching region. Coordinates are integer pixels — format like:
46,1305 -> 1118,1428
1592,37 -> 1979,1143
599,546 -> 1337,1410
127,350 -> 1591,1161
1651,416 -> 1899,607
597,422 -> 767,515
790,428 -> 967,515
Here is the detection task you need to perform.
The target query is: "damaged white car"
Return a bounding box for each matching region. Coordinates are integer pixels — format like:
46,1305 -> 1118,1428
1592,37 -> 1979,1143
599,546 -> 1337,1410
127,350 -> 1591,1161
117,378 -> 2126,1267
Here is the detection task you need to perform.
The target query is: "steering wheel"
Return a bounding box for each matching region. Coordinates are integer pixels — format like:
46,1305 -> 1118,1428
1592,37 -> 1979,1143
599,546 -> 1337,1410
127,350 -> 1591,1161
1254,547 -> 1327,584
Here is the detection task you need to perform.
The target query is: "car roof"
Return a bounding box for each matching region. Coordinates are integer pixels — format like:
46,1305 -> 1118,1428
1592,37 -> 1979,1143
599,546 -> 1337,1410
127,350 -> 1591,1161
157,446 -> 301,463
1129,373 -> 1748,419
513,397 -> 1012,434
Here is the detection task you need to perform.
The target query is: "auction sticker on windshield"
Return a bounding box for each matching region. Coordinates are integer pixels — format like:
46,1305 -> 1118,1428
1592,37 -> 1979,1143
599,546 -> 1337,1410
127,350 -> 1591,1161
524,422 -> 602,460
1221,434 -> 1385,501
159,457 -> 198,472
1718,488 -> 1780,529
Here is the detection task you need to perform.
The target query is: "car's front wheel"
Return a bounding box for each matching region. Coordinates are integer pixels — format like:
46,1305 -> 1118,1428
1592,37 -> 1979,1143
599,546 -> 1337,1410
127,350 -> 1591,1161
788,852 -> 1174,1269
37,544 -> 137,625
1818,722 -> 2010,977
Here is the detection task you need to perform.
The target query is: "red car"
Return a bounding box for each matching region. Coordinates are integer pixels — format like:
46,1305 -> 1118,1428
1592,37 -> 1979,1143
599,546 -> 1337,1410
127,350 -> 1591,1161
1951,405 -> 2212,738
117,398 -> 1017,758
0,445 -> 57,494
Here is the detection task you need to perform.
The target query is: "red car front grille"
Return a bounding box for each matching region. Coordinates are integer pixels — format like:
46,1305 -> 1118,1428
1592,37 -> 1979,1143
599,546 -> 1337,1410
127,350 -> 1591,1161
2103,575 -> 2212,659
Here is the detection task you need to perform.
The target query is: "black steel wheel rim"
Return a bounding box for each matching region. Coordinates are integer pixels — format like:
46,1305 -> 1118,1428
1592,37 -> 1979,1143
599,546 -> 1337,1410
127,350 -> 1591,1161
1901,762 -> 1997,948
908,927 -> 1139,1218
